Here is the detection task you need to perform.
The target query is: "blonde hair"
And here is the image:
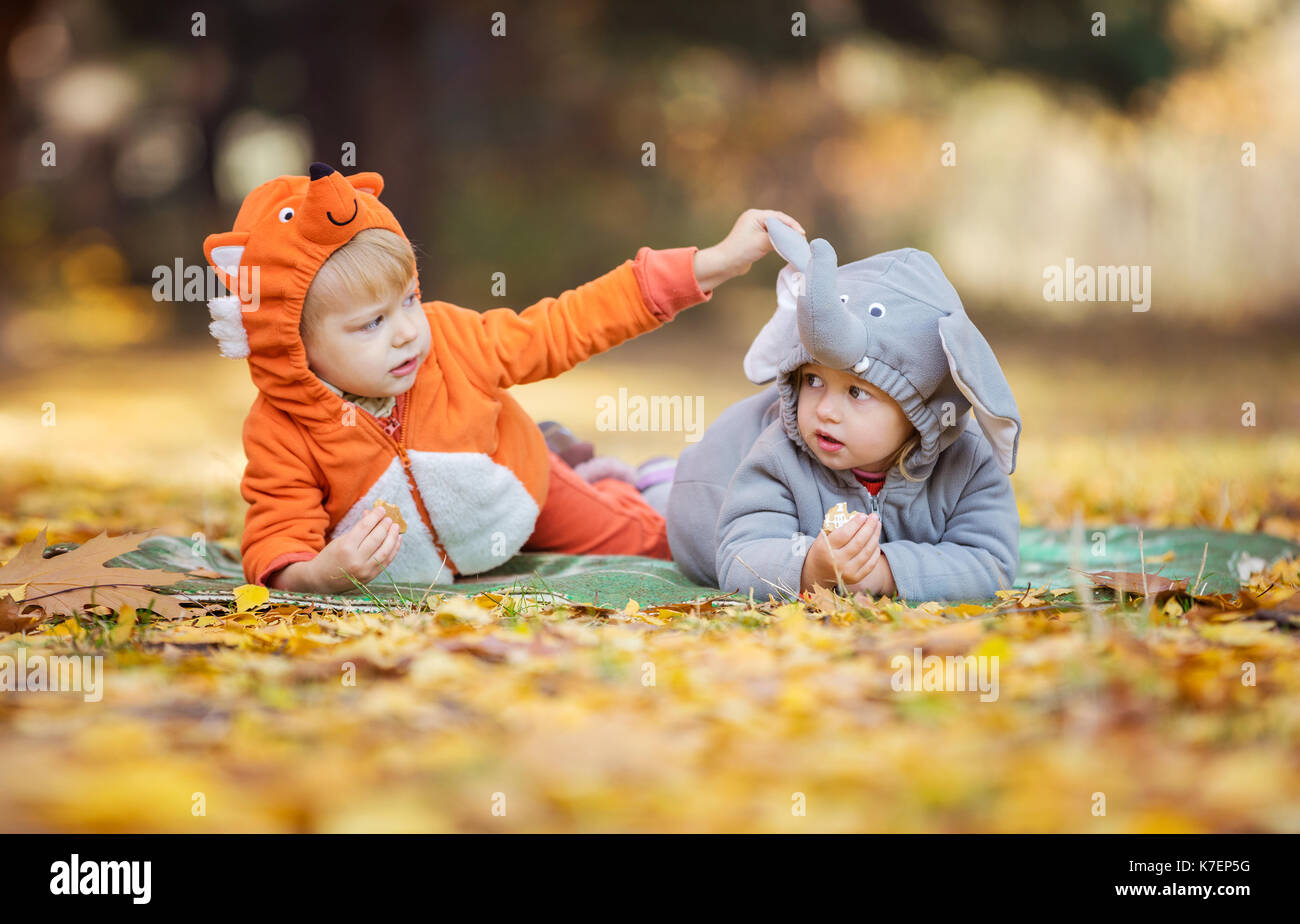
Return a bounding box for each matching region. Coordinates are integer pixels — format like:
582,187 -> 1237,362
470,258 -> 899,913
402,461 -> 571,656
300,228 -> 416,341
885,429 -> 924,482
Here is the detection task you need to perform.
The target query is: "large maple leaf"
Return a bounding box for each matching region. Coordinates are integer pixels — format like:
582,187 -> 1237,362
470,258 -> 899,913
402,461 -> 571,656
0,527 -> 194,626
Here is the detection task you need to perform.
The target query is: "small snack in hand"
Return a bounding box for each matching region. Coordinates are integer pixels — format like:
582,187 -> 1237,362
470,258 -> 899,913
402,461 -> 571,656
822,502 -> 854,533
372,499 -> 407,533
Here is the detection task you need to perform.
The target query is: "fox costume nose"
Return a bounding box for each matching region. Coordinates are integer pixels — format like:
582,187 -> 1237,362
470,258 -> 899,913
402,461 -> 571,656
298,161 -> 361,244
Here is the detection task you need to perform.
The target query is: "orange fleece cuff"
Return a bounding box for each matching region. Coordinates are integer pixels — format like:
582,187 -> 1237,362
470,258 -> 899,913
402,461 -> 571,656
255,548 -> 318,587
633,246 -> 714,322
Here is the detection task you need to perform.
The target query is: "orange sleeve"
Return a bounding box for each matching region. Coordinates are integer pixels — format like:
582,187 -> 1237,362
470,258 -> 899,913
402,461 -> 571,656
633,245 -> 715,317
432,245 -> 711,390
239,406 -> 330,586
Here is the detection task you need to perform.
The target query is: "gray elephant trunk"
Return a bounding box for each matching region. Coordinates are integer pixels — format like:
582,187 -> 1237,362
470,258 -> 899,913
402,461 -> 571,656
798,238 -> 869,369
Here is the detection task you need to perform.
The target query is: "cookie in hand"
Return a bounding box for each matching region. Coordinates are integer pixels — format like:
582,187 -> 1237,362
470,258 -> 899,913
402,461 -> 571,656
822,502 -> 855,533
372,499 -> 407,534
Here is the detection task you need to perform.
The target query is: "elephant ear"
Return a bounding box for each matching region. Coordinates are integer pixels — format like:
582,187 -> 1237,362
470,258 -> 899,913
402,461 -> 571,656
937,311 -> 1022,474
743,263 -> 802,385
767,218 -> 810,270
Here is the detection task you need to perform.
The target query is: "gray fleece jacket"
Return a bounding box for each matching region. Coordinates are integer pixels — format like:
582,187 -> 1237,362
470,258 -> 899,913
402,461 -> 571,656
666,221 -> 1023,603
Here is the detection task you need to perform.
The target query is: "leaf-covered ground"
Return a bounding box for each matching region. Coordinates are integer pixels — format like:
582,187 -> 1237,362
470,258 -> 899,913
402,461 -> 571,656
2,467 -> 1298,832
2,346 -> 1299,832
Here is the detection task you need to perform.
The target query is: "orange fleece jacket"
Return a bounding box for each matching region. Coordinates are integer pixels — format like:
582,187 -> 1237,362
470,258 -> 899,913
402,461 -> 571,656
203,164 -> 712,586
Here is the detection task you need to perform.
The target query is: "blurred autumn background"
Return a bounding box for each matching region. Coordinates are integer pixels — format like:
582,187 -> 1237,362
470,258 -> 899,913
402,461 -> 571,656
1,0 -> 1298,542
2,0 -> 1300,834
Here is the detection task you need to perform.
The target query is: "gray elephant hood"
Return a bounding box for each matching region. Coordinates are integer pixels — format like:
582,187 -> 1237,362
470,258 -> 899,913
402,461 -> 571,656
742,221 -> 1022,479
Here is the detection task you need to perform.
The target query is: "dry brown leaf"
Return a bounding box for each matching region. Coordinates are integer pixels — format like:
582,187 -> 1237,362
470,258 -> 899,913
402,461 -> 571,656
801,584 -> 849,614
1069,567 -> 1188,596
0,594 -> 40,633
0,527 -> 193,623
994,584 -> 1051,608
1245,586 -> 1300,627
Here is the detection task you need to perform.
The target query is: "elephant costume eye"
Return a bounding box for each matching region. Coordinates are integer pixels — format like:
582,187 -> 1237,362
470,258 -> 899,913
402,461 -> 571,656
838,294 -> 849,304
869,302 -> 886,317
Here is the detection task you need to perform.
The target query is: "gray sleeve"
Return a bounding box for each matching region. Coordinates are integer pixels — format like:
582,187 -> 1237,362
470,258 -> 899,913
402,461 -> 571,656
714,448 -> 810,603
880,447 -> 1021,602
665,478 -> 726,586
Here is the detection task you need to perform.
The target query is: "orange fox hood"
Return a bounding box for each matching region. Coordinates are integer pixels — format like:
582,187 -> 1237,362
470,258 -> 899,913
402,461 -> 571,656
203,162 -> 406,422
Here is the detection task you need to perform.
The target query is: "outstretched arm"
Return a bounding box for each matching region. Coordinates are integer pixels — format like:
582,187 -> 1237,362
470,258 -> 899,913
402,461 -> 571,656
433,210 -> 806,390
432,246 -> 710,390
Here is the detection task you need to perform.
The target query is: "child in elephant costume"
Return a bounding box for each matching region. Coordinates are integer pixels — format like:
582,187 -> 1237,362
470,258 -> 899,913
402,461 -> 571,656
667,220 -> 1023,603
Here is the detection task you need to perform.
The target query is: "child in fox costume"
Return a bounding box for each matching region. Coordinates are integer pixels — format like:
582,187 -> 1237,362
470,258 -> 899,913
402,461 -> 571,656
205,161 -> 800,592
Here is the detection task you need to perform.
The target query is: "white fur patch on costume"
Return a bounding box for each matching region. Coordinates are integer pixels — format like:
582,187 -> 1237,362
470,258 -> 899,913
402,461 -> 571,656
330,455 -> 452,584
405,450 -> 540,574
207,295 -> 250,359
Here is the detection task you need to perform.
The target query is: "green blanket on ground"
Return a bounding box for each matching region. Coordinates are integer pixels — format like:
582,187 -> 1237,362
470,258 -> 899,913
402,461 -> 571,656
84,526 -> 1298,612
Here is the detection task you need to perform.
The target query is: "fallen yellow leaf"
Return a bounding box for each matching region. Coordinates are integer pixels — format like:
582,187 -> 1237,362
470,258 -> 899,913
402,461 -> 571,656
233,583 -> 270,614
110,605 -> 137,644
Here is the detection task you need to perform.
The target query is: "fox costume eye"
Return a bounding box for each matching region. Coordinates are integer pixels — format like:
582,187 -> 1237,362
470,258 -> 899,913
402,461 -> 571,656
279,207 -> 294,222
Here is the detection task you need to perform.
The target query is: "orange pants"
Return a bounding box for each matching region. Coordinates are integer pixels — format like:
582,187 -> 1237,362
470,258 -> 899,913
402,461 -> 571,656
522,450 -> 670,559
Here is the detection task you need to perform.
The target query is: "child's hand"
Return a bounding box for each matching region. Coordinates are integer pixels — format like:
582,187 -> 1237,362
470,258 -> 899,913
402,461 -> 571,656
693,209 -> 806,291
308,506 -> 403,594
800,512 -> 881,592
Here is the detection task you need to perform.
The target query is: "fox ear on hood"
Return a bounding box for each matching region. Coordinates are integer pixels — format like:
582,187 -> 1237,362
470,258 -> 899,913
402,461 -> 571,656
937,310 -> 1022,475
204,231 -> 249,291
346,171 -> 384,198
203,230 -> 252,359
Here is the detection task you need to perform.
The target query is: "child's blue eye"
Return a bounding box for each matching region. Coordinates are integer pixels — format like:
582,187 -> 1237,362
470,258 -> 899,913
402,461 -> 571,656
362,315 -> 382,331
403,293 -> 416,307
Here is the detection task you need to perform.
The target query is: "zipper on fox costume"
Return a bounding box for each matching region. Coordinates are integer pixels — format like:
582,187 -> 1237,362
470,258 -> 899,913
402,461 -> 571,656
358,393 -> 458,576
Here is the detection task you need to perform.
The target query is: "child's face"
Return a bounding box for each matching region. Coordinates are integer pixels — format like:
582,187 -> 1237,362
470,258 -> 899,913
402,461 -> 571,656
302,274 -> 430,398
796,363 -> 915,472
